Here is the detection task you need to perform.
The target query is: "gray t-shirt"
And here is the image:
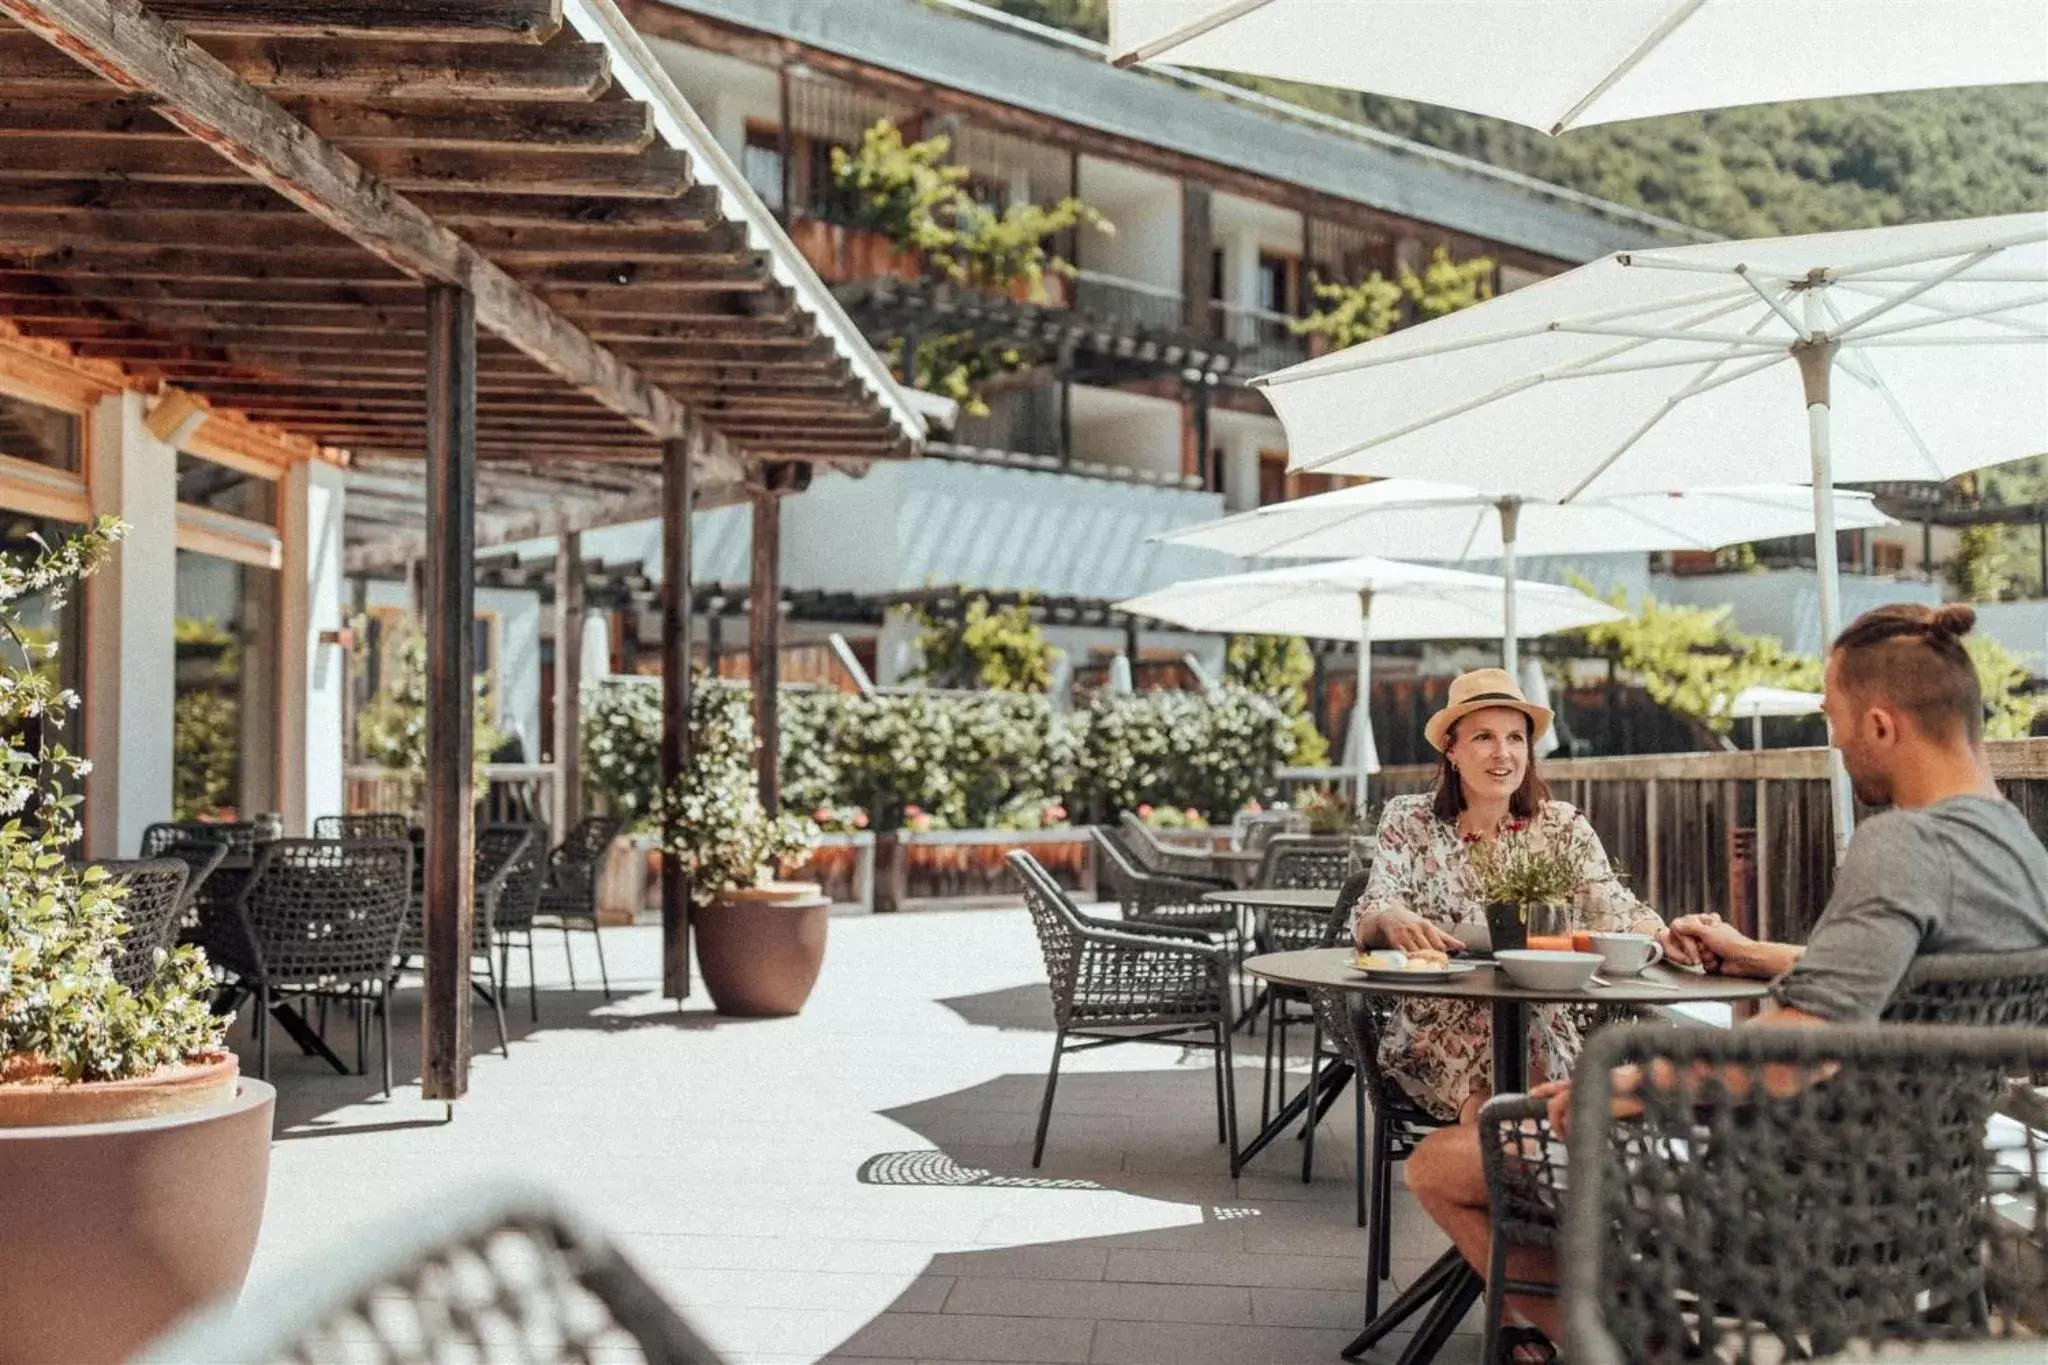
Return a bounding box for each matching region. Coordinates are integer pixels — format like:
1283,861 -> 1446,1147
1772,794 -> 2048,1021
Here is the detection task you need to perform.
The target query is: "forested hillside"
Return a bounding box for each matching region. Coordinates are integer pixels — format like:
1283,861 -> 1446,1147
981,0 -> 2048,238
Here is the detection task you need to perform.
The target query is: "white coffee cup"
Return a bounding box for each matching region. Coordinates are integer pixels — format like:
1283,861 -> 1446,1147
1588,932 -> 1664,975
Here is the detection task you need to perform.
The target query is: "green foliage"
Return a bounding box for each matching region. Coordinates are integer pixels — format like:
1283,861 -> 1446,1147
914,595 -> 1055,692
1294,246 -> 1496,350
353,621 -> 505,802
1072,686 -> 1302,822
1296,786 -> 1366,835
981,3 -> 2047,239
1966,634 -> 2039,741
1950,525 -> 2013,603
1568,583 -> 1823,733
580,677 -> 663,833
658,678 -> 818,900
173,690 -> 240,822
887,332 -> 1022,418
1134,803 -> 1207,829
1469,833 -> 1584,907
1,517 -> 228,1084
1224,634 -> 1330,765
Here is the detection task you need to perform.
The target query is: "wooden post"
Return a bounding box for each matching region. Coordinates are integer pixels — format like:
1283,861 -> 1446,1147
750,486 -> 782,813
1754,777 -> 1772,941
421,281 -> 476,1103
552,530 -> 583,839
1643,777 -> 1661,911
660,435 -> 695,1001
1723,779 -> 1741,930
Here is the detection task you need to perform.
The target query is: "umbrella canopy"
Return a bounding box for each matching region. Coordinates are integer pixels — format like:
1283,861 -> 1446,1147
1256,213 -> 2048,855
1156,479 -> 1893,561
1116,557 -> 1624,642
1107,1 -> 2048,135
1726,685 -> 1824,720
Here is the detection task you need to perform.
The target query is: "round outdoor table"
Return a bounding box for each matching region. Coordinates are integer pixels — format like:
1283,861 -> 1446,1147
1202,886 -> 1341,914
1241,947 -> 1770,1365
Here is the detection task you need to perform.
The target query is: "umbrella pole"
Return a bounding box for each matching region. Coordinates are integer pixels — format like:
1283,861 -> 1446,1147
1796,321 -> 1854,863
1497,498 -> 1521,677
1356,588 -> 1373,812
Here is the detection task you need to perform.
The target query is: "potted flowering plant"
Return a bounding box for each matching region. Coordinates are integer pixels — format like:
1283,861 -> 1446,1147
1468,834 -> 1583,953
0,519 -> 274,1365
663,680 -> 824,1016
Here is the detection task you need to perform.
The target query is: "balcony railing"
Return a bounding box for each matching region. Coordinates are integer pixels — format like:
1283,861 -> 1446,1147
1072,269 -> 1186,334
1212,300 -> 1308,374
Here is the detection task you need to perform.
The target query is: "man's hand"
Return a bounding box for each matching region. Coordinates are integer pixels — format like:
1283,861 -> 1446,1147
1360,908 -> 1462,954
1661,913 -> 1754,972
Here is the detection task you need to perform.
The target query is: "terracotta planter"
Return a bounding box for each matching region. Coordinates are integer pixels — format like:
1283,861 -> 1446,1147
0,1069 -> 275,1365
693,880 -> 831,1017
0,1051 -> 239,1129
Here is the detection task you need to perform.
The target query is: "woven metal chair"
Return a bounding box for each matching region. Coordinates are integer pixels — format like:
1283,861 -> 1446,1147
314,812 -> 413,841
535,816 -> 623,1001
1560,1023 -> 2048,1364
491,821 -> 548,1023
141,819 -> 265,862
1478,947 -> 2048,1361
149,836 -> 227,913
1237,808 -> 1310,854
1117,810 -> 1231,884
75,858 -> 190,994
1007,850 -> 1240,1172
1253,833 -> 1355,890
1260,870 -> 1368,1139
229,838 -> 413,1093
396,825 -> 538,1060
143,1181 -> 728,1365
1090,826 -> 1239,939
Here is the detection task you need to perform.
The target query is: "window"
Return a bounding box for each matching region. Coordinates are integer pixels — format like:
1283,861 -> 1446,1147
174,551 -> 278,820
1257,253 -> 1298,315
742,122 -> 785,212
176,452 -> 275,521
1872,541 -> 1906,573
0,393 -> 78,472
1,513 -> 86,768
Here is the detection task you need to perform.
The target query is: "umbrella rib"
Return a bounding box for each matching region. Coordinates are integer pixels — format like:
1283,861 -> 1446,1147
1825,222 -> 2048,280
1830,245 -> 2006,338
1824,295 -> 1948,481
1548,0 -> 1709,135
1110,0 -> 1276,66
1733,264 -> 1811,336
1557,352 -> 1783,503
1837,288 -> 2048,341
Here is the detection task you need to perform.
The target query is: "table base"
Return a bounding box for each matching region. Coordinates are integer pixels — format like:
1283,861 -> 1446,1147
1343,1247 -> 1482,1362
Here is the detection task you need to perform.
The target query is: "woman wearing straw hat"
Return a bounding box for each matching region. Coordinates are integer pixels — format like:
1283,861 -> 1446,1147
1352,667 -> 1666,1123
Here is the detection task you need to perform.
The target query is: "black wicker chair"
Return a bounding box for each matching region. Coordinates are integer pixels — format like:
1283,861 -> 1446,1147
1117,810 -> 1231,885
227,838 -> 413,1092
143,1181 -> 729,1365
149,836 -> 227,913
1477,947 -> 2048,1361
76,858 -> 190,994
141,819 -> 266,862
535,816 -> 623,1001
490,821 -> 548,1023
1090,826 -> 1239,940
314,812 -> 413,841
1559,1024 -> 2048,1364
1008,850 -> 1240,1172
1259,870 -> 1368,1142
396,825 -> 538,1059
1252,834 -> 1355,891
144,819 -> 270,939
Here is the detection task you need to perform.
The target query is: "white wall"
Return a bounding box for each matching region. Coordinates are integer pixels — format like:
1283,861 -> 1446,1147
1655,570 -> 1941,657
1076,156 -> 1181,293
1208,406 -> 1285,512
1068,385 -> 1184,481
648,39 -> 778,163
1211,191 -> 1303,314
278,459 -> 346,834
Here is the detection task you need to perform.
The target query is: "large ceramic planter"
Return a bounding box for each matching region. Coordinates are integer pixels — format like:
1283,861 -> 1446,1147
0,1059 -> 275,1365
693,880 -> 831,1017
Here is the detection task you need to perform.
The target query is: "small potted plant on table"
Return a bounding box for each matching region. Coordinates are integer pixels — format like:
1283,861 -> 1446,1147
0,519 -> 273,1365
1469,836 -> 1583,953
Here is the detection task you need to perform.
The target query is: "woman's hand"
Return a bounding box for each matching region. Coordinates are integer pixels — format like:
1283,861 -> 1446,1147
1361,909 -> 1462,954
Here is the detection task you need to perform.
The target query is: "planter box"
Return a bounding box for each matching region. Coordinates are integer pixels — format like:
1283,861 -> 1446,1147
874,827 -> 1094,913
783,831 -> 877,915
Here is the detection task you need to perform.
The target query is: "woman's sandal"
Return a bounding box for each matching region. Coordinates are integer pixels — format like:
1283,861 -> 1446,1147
1497,1324 -> 1558,1364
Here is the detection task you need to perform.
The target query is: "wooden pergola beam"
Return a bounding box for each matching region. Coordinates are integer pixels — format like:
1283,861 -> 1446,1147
153,1 -> 565,41
0,0 -> 739,470
0,93 -> 656,150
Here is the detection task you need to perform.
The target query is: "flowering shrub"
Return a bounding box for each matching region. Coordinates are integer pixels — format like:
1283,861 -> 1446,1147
581,677 -> 663,833
809,804 -> 870,835
658,678 -> 818,900
1,518 -> 227,1083
1135,804 -> 1208,831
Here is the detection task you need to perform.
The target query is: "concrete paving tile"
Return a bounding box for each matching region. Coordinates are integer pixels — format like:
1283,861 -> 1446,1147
1103,1247 -> 1366,1291
941,1277 -> 1252,1324
1248,1285 -> 1366,1328
924,1244 -> 1109,1282
832,1312 -> 1095,1362
1087,1318 -> 1356,1364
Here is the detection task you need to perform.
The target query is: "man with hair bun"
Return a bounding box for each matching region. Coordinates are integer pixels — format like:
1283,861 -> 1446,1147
1403,602 -> 2048,1356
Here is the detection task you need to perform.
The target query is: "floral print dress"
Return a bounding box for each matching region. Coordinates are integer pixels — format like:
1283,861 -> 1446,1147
1351,794 -> 1665,1121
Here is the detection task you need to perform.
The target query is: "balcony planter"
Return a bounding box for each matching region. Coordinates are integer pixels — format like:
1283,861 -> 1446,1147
692,880 -> 832,1016
0,1056 -> 274,1365
784,831 -> 877,913
789,218 -> 920,284
875,826 -> 1095,912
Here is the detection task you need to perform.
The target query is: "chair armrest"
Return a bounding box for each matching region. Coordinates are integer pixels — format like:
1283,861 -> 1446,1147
1478,1093 -> 1568,1250
1074,920 -> 1225,963
1073,909 -> 1214,943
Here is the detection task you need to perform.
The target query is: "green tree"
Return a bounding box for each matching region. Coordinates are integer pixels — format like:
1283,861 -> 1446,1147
1224,634 -> 1330,765
1967,633 -> 2039,740
1293,246 -> 1495,350
913,595 -> 1056,692
1568,585 -> 1822,733
353,621 -> 506,803
1949,525 -> 2011,602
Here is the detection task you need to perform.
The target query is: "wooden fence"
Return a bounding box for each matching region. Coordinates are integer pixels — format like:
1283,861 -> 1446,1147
1375,739 -> 2048,943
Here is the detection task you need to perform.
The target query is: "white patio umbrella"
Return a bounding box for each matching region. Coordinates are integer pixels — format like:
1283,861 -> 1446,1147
1155,478 -> 1892,675
1107,1 -> 2048,136
1253,212 -> 2048,855
1117,557 -> 1623,799
1723,684 -> 1824,750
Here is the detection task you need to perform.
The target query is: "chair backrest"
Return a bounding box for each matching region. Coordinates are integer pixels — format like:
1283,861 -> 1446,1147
473,825 -> 537,929
554,816 -> 623,869
1240,809 -> 1308,855
141,819 -> 263,861
1254,834 -> 1352,890
142,1181 -> 729,1365
313,812 -> 412,842
485,822 -> 546,934
1561,1023 -> 2048,1365
149,837 -> 228,906
1324,870 -> 1371,949
240,838 -> 413,986
1882,948 -> 2048,1026
1089,825 -> 1149,894
77,858 -> 190,994
1116,810 -> 1173,871
1006,850 -> 1081,1026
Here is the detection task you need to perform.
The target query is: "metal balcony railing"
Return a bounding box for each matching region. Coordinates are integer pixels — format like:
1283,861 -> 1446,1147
1072,269 -> 1187,334
1211,300 -> 1308,373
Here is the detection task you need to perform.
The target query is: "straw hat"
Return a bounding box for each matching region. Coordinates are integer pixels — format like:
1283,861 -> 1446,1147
1423,667 -> 1554,753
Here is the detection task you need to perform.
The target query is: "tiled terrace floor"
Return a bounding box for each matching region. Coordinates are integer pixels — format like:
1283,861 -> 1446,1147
228,905 -> 1485,1365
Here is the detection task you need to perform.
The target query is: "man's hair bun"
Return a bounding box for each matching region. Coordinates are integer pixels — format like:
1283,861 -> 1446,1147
1928,603 -> 1976,640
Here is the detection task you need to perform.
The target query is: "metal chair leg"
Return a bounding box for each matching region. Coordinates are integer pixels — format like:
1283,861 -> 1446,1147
590,920 -> 612,1001
1301,1035 -> 1322,1183
525,935 -> 538,1020
1032,1031 -> 1067,1168
1482,1230 -> 1509,1365
1354,1081 -> 1368,1228
1261,995 -> 1278,1130
561,927 -> 578,990
1220,1017 -> 1241,1177
379,982 -> 393,1097
480,946 -> 509,1058
1365,1125 -> 1392,1321
256,982 -> 271,1081
354,988 -> 368,1075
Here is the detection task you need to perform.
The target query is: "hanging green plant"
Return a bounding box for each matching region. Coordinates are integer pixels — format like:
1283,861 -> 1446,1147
1293,245 -> 1496,350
